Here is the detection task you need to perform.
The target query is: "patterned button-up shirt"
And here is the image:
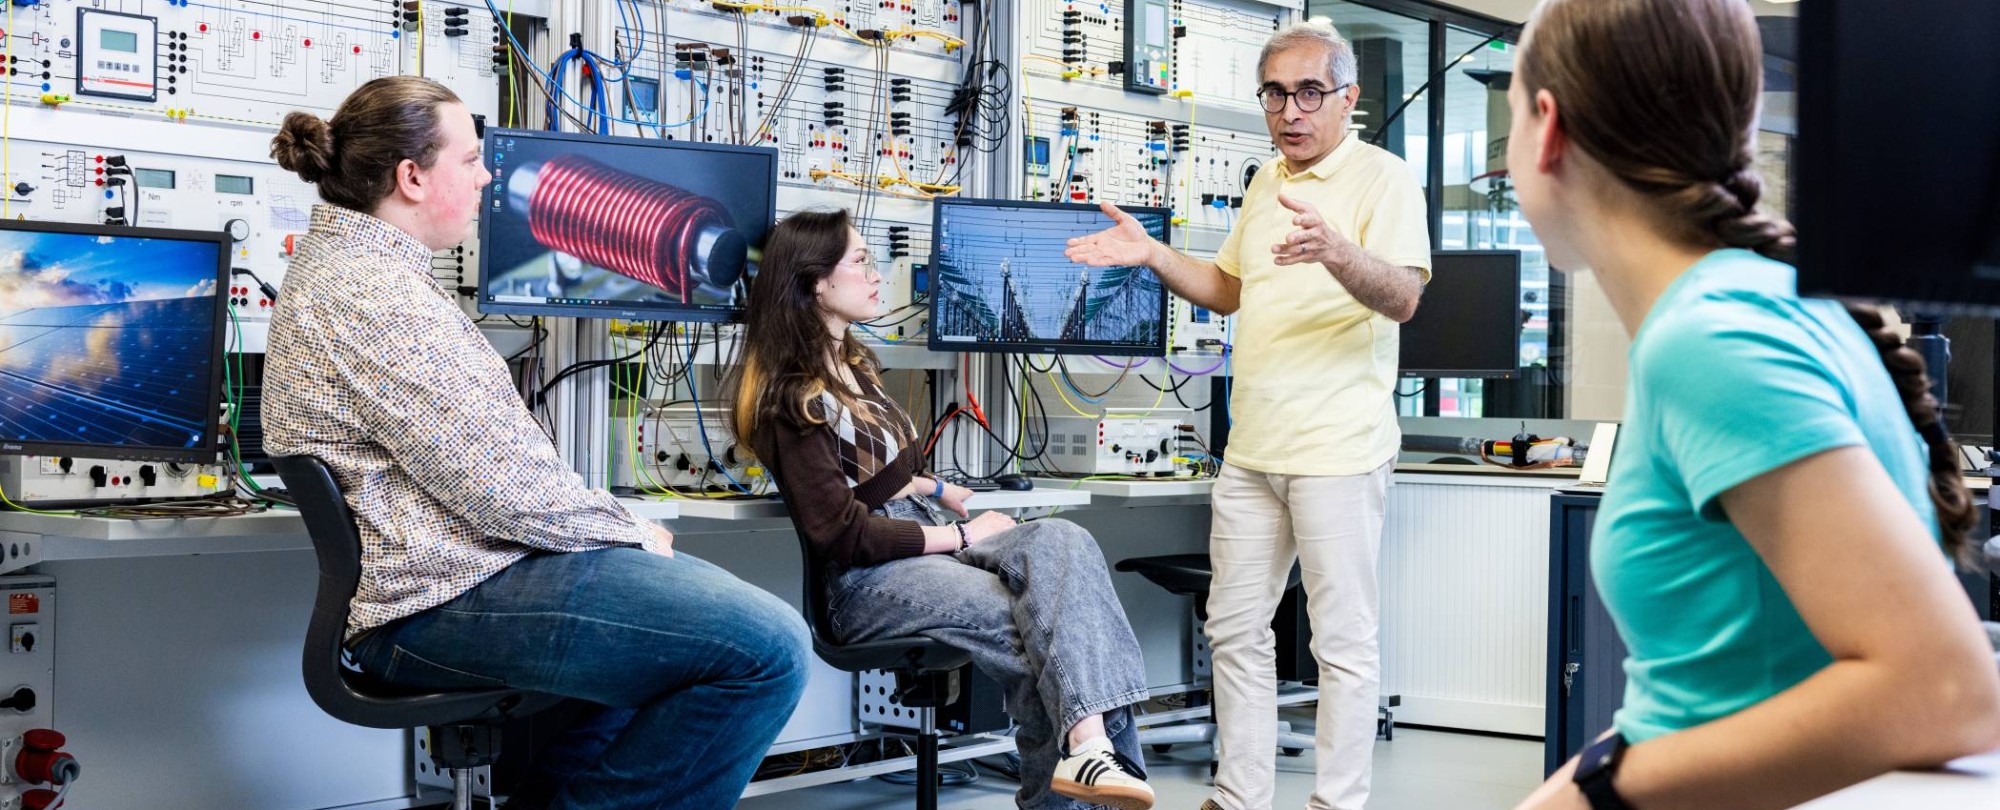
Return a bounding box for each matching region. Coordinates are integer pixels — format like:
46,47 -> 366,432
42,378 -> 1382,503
265,205 -> 655,640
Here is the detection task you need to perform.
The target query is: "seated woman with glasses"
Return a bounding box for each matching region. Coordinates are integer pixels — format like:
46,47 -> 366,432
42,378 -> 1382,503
730,208 -> 1157,810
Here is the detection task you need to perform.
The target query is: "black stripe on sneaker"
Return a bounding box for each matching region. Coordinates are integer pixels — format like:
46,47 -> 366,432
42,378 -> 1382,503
1111,749 -> 1148,780
1079,758 -> 1106,785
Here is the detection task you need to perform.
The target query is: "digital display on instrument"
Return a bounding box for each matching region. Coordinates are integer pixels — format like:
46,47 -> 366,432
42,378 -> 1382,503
100,29 -> 139,53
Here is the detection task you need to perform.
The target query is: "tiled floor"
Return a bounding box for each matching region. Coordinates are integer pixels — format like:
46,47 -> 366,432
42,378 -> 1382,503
737,715 -> 1545,810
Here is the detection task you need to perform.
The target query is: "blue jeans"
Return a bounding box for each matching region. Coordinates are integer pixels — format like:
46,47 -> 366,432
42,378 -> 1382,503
830,498 -> 1150,809
349,547 -> 810,810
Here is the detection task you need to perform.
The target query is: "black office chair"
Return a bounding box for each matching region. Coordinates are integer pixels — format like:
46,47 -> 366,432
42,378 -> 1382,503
276,456 -> 563,810
789,521 -> 971,810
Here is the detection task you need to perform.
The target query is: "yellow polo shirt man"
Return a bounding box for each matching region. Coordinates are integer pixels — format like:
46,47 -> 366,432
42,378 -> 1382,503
1217,134 -> 1432,476
1068,22 -> 1430,810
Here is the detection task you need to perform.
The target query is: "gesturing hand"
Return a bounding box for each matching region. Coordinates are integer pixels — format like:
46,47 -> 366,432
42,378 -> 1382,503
1271,193 -> 1357,268
1064,202 -> 1159,268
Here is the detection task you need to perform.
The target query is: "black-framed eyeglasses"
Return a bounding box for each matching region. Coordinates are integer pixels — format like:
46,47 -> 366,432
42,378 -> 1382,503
1256,83 -> 1351,114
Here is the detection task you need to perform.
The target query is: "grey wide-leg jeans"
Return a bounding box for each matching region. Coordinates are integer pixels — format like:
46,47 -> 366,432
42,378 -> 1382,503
828,497 -> 1150,809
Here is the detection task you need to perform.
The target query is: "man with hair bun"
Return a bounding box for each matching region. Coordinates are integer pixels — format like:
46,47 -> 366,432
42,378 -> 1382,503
264,76 -> 810,810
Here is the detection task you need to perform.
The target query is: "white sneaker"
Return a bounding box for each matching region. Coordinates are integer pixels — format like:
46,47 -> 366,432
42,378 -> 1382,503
1051,738 -> 1154,810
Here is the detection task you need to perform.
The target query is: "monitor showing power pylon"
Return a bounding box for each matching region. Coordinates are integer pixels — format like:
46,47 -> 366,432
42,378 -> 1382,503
928,198 -> 1172,357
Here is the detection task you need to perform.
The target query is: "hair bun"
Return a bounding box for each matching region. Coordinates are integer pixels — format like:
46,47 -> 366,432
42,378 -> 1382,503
270,112 -> 335,183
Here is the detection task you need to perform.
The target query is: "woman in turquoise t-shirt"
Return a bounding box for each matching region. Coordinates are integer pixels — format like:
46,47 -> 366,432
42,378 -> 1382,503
1504,1 -> 2000,809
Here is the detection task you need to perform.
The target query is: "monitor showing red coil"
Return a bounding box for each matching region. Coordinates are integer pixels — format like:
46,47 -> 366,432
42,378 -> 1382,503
508,154 -> 748,302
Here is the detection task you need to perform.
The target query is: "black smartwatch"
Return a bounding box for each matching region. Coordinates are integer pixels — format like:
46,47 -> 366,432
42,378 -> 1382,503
1572,732 -> 1634,810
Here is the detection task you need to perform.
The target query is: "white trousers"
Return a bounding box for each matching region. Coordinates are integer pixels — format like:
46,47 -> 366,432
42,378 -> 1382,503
1205,460 -> 1392,810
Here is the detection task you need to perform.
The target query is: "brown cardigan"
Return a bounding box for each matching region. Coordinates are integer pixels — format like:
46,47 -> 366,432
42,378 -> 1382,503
751,394 -> 931,568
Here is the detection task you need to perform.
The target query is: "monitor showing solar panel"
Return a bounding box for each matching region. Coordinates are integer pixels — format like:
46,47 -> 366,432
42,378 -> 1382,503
928,199 -> 1172,357
0,219 -> 229,463
478,128 -> 778,322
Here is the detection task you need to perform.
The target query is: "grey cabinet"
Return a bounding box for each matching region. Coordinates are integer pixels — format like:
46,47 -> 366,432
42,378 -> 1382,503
1546,490 -> 1995,776
1544,491 -> 1623,776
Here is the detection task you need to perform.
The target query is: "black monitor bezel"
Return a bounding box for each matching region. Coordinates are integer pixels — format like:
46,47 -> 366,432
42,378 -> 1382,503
0,218 -> 230,464
927,197 -> 1173,357
475,127 -> 779,323
1793,1 -> 2000,312
1399,249 -> 1523,379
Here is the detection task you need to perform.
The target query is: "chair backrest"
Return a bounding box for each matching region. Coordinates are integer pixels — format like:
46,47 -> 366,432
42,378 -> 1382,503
781,500 -> 842,649
274,455 -> 541,729
778,505 -> 972,678
272,455 -> 385,724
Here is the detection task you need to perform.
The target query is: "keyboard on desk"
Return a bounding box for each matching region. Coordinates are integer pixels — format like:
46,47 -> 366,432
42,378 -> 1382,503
947,476 -> 1036,492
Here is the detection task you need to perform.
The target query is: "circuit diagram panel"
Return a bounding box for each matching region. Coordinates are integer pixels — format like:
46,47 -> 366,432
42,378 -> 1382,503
1022,0 -> 1278,113
7,0 -> 498,124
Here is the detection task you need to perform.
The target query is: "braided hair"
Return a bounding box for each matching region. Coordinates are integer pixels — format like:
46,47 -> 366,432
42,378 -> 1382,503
1518,0 -> 1977,563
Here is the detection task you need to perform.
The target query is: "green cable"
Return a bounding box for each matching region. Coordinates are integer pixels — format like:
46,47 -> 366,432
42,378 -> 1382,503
224,305 -> 268,496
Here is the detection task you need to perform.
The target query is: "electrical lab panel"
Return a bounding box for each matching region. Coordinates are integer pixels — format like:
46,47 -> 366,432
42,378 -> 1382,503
609,4 -> 966,182
598,1 -> 973,328
0,576 -> 54,764
0,457 -> 228,509
1168,0 -> 1280,107
7,0 -> 496,123
1022,99 -> 1273,236
610,406 -> 762,492
1,139 -> 302,309
1025,0 -> 1277,110
1032,408 -> 1193,476
656,0 -> 967,54
0,136 -> 483,323
8,0 -> 983,348
1169,296 -> 1228,352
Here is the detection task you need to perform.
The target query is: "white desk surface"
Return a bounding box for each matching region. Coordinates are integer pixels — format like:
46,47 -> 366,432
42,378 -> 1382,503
0,500 -> 680,542
0,509 -> 309,543
1031,465 -> 1575,507
1792,750 -> 2000,808
662,488 -> 1093,523
0,501 -> 678,561
1033,477 -> 1216,507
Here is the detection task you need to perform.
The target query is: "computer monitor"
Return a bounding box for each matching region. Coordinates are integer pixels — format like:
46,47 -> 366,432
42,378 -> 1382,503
1400,250 -> 1521,378
478,128 -> 778,322
0,219 -> 229,463
1794,2 -> 2000,313
928,199 -> 1171,357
